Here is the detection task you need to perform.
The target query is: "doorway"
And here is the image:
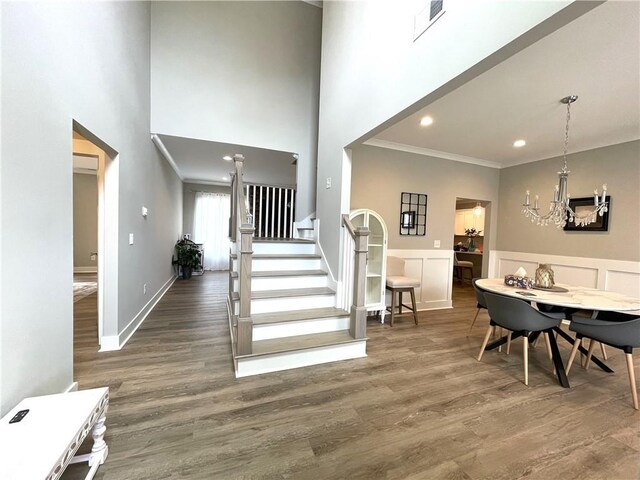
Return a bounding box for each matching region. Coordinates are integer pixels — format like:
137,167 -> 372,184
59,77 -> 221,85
453,198 -> 490,298
72,122 -> 119,352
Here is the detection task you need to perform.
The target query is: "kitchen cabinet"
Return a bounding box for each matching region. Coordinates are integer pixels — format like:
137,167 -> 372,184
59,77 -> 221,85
454,208 -> 485,236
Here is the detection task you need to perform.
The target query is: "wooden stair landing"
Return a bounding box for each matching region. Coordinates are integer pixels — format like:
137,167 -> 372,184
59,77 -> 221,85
252,307 -> 349,325
236,330 -> 364,359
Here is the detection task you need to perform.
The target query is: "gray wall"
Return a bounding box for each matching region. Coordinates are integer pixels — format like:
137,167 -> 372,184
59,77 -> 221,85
497,140 -> 640,261
73,173 -> 98,269
150,1 -> 322,222
317,1 -> 597,275
351,145 -> 500,255
1,3 -> 183,415
183,183 -> 231,236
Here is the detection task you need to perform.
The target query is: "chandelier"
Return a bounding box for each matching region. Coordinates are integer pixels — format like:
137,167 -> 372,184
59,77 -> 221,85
522,95 -> 608,228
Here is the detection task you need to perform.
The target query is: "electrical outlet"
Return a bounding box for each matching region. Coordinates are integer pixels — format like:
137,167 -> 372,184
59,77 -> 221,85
143,284 -> 147,295
90,253 -> 97,261
326,177 -> 332,189
434,240 -> 441,248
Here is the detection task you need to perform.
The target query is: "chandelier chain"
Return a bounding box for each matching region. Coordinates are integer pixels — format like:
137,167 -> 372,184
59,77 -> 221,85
563,99 -> 571,171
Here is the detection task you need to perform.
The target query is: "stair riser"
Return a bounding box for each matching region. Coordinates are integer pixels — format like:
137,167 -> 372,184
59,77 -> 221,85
253,316 -> 350,341
252,242 -> 316,255
233,295 -> 336,315
233,258 -> 323,272
233,275 -> 327,292
235,340 -> 367,377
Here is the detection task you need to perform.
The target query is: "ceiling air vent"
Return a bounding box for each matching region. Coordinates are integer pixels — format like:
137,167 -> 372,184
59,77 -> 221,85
414,0 -> 445,42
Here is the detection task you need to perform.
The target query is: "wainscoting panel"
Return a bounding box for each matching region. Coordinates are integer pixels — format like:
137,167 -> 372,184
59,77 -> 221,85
387,249 -> 453,310
489,251 -> 640,297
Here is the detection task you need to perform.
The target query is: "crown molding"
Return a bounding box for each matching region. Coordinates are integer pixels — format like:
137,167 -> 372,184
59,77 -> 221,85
151,134 -> 184,180
363,138 -> 502,169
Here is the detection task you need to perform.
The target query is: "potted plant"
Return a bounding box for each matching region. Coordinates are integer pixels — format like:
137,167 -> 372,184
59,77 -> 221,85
173,239 -> 202,279
465,228 -> 482,252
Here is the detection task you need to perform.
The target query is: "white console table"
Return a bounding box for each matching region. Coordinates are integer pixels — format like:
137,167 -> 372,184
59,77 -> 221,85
0,387 -> 109,480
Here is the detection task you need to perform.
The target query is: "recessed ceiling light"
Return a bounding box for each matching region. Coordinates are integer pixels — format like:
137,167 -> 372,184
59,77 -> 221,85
513,139 -> 526,148
223,155 -> 232,161
419,116 -> 434,127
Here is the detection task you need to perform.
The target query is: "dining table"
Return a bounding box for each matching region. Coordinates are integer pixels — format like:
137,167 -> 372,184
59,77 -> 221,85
475,278 -> 640,388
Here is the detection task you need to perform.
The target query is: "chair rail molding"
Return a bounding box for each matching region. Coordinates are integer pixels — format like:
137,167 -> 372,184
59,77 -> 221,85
488,250 -> 640,298
387,249 -> 453,311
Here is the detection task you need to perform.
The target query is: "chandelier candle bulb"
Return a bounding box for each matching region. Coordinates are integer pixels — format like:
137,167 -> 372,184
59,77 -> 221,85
534,195 -> 539,210
525,190 -> 530,205
594,189 -> 599,206
602,184 -> 607,204
554,185 -> 559,202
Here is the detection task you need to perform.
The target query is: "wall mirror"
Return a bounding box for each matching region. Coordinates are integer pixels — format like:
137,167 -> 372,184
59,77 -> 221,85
400,192 -> 427,235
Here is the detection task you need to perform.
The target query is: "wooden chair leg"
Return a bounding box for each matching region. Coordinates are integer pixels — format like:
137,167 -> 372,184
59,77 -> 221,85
498,327 -> 503,353
398,291 -> 403,314
478,325 -> 494,361
523,335 -> 529,386
566,337 -> 581,375
469,308 -> 480,334
410,288 -> 418,325
585,339 -> 597,371
625,353 -> 638,410
390,289 -> 396,327
600,342 -> 608,360
506,332 -> 512,355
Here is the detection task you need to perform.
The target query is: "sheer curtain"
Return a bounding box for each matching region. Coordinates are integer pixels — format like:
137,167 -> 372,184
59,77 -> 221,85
193,192 -> 231,271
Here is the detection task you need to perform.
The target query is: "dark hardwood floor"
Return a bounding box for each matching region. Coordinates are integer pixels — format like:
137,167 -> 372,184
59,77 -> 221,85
64,273 -> 639,479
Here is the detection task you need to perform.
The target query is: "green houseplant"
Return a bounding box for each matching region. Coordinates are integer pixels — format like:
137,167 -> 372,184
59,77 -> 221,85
173,239 -> 202,279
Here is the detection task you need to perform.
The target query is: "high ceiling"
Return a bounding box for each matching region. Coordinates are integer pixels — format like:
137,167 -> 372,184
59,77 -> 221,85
371,1 -> 640,168
156,135 -> 298,187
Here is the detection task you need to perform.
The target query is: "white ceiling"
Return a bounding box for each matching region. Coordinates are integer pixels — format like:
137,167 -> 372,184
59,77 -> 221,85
372,1 -> 640,168
157,134 -> 298,187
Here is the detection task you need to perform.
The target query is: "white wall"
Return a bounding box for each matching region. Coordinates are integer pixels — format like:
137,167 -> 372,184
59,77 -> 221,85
0,3 -> 183,415
150,1 -> 322,223
316,0 -> 598,275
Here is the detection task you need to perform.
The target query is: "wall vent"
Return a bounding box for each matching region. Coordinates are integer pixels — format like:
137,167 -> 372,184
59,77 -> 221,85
414,0 -> 445,42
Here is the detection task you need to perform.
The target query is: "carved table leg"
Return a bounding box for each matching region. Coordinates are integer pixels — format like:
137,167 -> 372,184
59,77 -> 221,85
89,408 -> 108,467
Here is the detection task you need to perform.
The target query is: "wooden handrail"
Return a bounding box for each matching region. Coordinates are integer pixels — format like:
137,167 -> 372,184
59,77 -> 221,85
342,213 -> 369,340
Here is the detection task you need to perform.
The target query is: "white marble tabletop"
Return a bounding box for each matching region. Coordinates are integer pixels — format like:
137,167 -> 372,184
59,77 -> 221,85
476,278 -> 640,313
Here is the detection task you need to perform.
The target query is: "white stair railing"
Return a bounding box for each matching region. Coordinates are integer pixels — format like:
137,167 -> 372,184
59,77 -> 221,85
245,183 -> 296,238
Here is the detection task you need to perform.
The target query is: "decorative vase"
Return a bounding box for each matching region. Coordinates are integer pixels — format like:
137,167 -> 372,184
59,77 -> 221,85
467,238 -> 476,252
535,264 -> 555,288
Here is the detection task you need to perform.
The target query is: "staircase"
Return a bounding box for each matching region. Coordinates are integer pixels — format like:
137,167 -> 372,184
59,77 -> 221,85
228,238 -> 367,377
227,155 -> 369,378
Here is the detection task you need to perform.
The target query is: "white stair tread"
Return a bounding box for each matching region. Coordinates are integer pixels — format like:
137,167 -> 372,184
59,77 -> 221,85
231,269 -> 328,279
237,330 -> 361,359
252,307 -> 349,325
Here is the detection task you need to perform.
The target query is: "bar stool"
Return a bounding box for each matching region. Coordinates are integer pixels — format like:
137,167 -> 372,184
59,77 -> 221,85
385,256 -> 421,326
454,253 -> 474,283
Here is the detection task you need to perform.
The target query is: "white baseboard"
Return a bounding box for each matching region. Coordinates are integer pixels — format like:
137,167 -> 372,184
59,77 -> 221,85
489,250 -> 640,297
65,382 -> 79,393
74,267 -> 97,274
99,275 -> 177,352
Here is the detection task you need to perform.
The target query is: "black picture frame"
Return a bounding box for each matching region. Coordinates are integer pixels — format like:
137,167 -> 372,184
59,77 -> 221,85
400,192 -> 427,236
563,196 -> 611,232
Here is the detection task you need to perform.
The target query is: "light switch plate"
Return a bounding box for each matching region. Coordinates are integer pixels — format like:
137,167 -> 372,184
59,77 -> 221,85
326,177 -> 332,189
141,206 -> 148,217
434,240 -> 441,248
129,233 -> 134,245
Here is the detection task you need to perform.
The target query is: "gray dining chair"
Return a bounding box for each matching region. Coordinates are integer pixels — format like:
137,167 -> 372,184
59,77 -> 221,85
453,253 -> 473,283
478,292 -> 564,385
565,315 -> 640,410
469,278 -> 488,333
